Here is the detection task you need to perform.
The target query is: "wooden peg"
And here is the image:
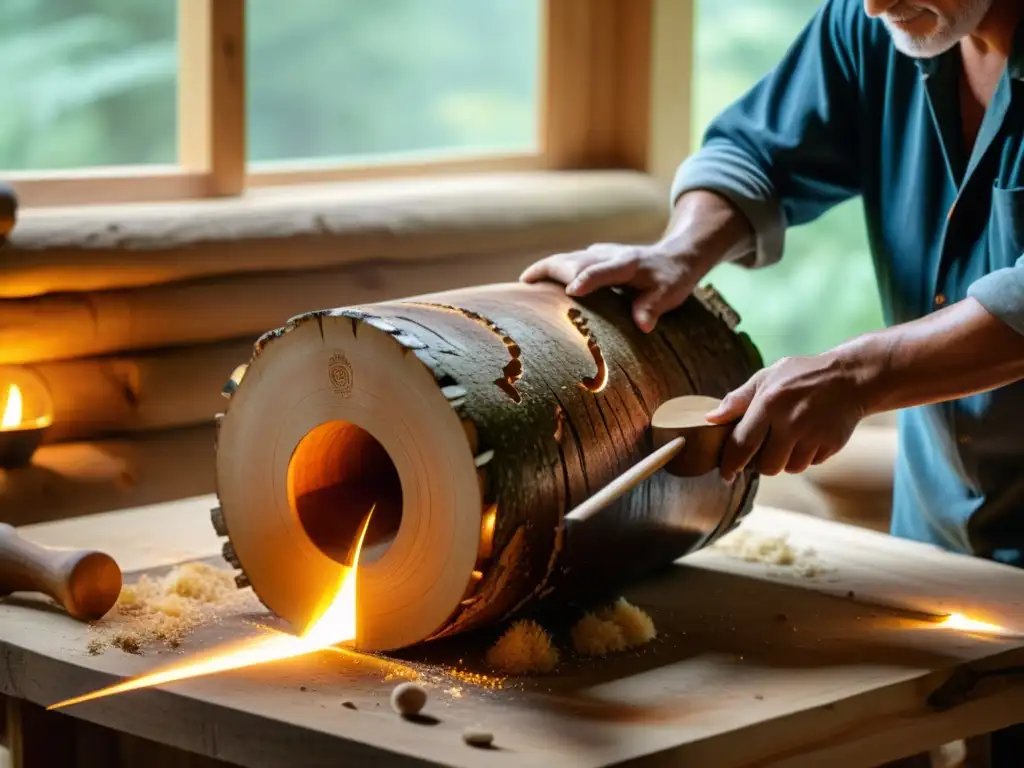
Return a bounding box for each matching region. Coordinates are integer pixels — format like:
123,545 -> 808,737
0,523 -> 122,621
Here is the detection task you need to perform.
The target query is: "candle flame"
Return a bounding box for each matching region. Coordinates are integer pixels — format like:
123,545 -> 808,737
935,612 -> 1005,634
1,384 -> 22,429
49,507 -> 376,711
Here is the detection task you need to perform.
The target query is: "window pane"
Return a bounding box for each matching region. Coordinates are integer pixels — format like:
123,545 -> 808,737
692,1 -> 884,365
0,1 -> 176,171
247,0 -> 540,164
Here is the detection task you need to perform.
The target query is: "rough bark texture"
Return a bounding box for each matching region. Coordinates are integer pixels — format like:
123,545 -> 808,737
215,281 -> 762,644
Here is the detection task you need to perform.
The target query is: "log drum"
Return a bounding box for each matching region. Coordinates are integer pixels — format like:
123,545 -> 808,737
212,281 -> 763,651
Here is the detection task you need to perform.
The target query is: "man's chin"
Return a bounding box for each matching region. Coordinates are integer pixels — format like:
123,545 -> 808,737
886,27 -> 960,58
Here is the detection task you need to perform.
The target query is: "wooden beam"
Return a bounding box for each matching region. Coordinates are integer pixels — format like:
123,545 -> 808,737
33,337 -> 254,444
246,151 -> 539,188
177,0 -> 246,196
648,0 -> 695,189
542,0 -> 653,172
541,0 -> 693,188
6,167 -> 210,209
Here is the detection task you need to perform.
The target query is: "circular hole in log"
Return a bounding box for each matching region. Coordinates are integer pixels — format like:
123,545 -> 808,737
286,420 -> 403,566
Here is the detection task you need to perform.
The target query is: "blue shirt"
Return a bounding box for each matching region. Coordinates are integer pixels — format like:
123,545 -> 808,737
673,0 -> 1024,564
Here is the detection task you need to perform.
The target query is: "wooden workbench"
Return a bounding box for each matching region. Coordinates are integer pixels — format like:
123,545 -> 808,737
3,495 -> 1024,768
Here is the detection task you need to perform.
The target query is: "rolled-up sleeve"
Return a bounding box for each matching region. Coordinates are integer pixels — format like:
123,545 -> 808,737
672,0 -> 865,268
967,256 -> 1024,335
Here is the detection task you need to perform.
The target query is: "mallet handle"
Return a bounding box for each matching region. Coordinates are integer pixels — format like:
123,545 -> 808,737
0,523 -> 122,621
564,437 -> 685,524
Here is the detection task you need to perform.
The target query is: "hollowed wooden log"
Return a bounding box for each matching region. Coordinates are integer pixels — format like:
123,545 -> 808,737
213,281 -> 762,651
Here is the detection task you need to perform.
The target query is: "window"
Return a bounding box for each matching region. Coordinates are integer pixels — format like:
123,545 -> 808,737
246,0 -> 541,166
3,1 -> 686,207
692,1 -> 884,365
0,1 -> 177,170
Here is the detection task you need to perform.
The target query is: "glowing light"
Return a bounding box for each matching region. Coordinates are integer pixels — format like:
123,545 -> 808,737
935,612 -> 1005,635
478,504 -> 497,560
1,384 -> 22,429
49,508 -> 375,711
566,309 -> 608,393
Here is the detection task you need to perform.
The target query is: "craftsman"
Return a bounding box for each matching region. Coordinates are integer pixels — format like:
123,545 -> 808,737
522,0 -> 1024,759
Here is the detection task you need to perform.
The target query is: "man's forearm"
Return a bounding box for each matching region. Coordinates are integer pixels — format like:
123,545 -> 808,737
835,297 -> 1024,415
659,190 -> 758,272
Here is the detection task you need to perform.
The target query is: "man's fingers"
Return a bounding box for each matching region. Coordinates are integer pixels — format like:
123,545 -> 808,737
719,404 -> 770,481
631,275 -> 699,332
810,444 -> 839,466
785,442 -> 818,474
753,428 -> 795,476
630,284 -> 673,333
566,253 -> 639,297
519,250 -> 603,285
705,373 -> 762,425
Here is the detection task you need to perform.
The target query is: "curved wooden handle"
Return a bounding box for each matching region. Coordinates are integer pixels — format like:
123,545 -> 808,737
0,523 -> 122,621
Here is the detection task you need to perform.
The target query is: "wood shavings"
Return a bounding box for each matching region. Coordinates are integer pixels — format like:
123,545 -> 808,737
112,633 -> 142,655
485,619 -> 559,674
572,613 -> 627,657
86,561 -> 243,655
572,598 -> 657,657
599,597 -> 657,647
711,528 -> 830,577
439,666 -> 505,690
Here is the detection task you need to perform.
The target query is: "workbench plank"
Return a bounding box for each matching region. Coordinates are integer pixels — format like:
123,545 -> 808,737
3,496 -> 1024,767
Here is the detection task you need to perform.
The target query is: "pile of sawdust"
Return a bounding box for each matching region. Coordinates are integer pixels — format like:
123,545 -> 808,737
485,619 -> 560,675
484,598 -> 658,673
571,598 -> 657,657
711,528 -> 829,577
88,561 -> 242,655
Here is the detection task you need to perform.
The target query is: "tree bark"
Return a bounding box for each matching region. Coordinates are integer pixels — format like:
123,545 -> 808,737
213,281 -> 762,651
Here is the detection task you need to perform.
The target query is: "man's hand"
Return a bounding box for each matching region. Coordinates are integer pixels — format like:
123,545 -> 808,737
700,297 -> 1024,482
703,352 -> 874,481
519,190 -> 758,333
519,243 -> 705,333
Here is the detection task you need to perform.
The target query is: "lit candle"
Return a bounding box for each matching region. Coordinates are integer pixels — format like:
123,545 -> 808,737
0,383 -> 22,430
0,370 -> 53,468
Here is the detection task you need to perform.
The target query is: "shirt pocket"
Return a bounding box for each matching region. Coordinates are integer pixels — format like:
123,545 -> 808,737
987,183 -> 1024,267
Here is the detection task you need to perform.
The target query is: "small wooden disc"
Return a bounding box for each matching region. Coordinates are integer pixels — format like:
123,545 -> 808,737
651,395 -> 733,478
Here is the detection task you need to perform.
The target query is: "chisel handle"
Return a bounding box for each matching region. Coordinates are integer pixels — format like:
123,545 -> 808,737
564,437 -> 686,524
0,523 -> 122,621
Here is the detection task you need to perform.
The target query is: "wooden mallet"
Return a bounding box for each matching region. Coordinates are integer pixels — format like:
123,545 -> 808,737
0,523 -> 122,621
564,395 -> 734,524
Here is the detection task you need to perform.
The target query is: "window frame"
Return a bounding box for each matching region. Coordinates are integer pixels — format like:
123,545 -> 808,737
7,0 -> 693,208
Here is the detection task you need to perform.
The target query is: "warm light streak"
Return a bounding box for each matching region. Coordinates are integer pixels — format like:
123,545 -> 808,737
1,384 -> 22,429
49,508 -> 375,711
320,646 -> 420,680
478,504 -> 497,560
935,612 -> 1006,635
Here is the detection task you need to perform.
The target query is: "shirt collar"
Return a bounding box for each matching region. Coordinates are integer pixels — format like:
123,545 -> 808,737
911,15 -> 1024,82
